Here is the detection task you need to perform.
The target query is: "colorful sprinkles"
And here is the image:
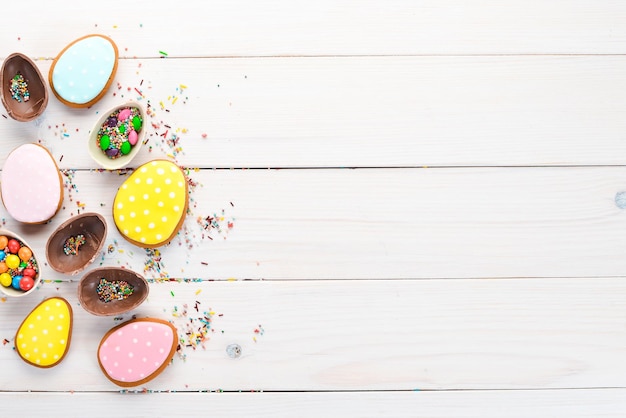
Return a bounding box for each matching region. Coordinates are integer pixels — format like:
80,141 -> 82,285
63,234 -> 86,255
96,278 -> 134,302
10,73 -> 29,102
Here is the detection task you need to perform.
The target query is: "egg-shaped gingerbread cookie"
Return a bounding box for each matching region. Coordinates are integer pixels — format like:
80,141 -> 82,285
15,297 -> 73,368
1,143 -> 63,223
113,160 -> 188,248
49,34 -> 118,108
97,318 -> 178,387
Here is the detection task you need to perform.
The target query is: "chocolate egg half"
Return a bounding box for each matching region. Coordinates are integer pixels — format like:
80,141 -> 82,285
0,53 -> 48,121
78,267 -> 149,316
46,212 -> 107,275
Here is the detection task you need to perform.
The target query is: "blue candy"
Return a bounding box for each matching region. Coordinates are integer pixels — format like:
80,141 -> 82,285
11,275 -> 22,290
0,250 -> 6,261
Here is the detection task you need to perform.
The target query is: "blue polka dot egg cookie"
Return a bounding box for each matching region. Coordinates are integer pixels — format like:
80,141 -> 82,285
113,160 -> 188,248
49,34 -> 118,108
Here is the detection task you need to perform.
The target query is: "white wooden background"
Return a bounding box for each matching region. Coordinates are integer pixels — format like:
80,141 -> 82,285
2,1 -> 626,416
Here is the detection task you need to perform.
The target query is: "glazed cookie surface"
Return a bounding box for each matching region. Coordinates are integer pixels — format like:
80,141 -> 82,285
97,318 -> 178,387
15,297 -> 73,368
1,143 -> 63,223
113,160 -> 188,248
49,34 -> 118,107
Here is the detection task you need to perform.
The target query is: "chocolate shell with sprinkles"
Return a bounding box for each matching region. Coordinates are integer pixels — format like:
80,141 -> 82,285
78,267 -> 149,316
0,53 -> 49,121
46,212 -> 107,276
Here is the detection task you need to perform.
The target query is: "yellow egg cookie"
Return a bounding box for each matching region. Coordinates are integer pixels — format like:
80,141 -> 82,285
15,297 -> 73,368
113,160 -> 188,248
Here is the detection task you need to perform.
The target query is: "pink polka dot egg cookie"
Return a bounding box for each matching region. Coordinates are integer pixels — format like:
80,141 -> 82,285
15,297 -> 73,368
97,318 -> 178,387
113,160 -> 188,248
1,143 -> 63,224
88,101 -> 146,170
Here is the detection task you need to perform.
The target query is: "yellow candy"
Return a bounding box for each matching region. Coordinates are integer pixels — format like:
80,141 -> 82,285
0,273 -> 11,287
6,254 -> 20,269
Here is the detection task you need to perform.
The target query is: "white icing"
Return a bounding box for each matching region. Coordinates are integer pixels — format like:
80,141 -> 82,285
1,144 -> 62,223
52,35 -> 116,105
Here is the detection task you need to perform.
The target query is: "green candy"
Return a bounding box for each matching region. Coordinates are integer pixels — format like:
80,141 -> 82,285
120,141 -> 132,155
132,115 -> 142,131
100,135 -> 110,150
118,124 -> 126,134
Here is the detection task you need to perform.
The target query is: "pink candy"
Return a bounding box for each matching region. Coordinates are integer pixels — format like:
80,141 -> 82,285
118,108 -> 131,121
128,130 -> 138,145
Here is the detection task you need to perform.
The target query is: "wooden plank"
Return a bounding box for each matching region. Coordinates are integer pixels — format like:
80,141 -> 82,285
3,389 -> 626,417
7,167 -> 626,282
2,56 -> 626,169
2,1 -> 626,57
1,278 -> 626,391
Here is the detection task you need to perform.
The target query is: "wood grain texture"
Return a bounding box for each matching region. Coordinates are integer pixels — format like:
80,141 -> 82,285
1,278 -> 625,392
2,57 -> 626,168
2,0 -> 626,57
7,167 -> 626,281
0,0 -> 624,413
4,389 -> 626,418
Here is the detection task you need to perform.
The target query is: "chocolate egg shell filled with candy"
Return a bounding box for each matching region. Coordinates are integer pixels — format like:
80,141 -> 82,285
78,267 -> 149,316
0,229 -> 41,297
0,53 -> 48,121
88,101 -> 146,170
46,212 -> 107,276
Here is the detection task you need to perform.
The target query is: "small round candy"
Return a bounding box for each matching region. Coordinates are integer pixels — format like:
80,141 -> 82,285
120,141 -> 131,155
118,124 -> 126,134
6,254 -> 20,269
0,236 -> 8,250
11,275 -> 22,290
100,135 -> 111,150
19,276 -> 34,291
7,239 -> 20,254
0,273 -> 11,287
118,108 -> 131,121
0,250 -> 6,261
18,246 -> 32,262
128,130 -> 138,146
22,268 -> 36,278
0,262 -> 7,274
132,115 -> 142,131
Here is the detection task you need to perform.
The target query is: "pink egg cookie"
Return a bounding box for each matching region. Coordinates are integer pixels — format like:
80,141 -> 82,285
1,144 -> 63,223
97,318 -> 178,387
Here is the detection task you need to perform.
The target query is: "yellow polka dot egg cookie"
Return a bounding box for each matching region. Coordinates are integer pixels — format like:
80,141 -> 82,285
113,160 -> 188,248
15,297 -> 73,368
